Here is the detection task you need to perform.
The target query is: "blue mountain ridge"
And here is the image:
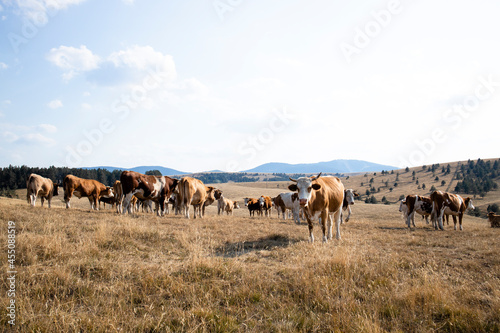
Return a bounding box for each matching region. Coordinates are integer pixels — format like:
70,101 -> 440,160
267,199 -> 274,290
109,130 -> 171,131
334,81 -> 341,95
244,159 -> 397,174
85,159 -> 397,175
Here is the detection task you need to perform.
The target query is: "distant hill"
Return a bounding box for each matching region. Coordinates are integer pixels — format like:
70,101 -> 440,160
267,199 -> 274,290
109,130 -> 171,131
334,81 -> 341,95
84,166 -> 188,176
244,159 -> 397,174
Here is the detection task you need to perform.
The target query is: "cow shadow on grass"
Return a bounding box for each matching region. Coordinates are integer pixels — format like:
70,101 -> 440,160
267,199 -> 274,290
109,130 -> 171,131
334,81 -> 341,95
215,234 -> 301,258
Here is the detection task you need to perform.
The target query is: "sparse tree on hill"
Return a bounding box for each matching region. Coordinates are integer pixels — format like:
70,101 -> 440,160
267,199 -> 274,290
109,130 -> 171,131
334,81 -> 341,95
441,180 -> 446,186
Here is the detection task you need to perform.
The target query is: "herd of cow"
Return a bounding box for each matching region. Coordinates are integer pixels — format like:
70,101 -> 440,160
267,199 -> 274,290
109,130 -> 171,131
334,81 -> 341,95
25,171 -> 499,242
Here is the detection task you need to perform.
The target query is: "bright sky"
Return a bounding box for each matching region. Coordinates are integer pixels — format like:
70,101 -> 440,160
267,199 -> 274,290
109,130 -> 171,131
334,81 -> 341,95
1,0 -> 499,173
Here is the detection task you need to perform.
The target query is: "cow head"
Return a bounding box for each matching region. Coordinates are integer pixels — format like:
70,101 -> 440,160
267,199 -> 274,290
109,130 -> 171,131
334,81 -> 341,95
243,198 -> 250,206
399,198 -> 406,212
206,186 -> 216,201
288,172 -> 322,207
233,201 -> 240,209
214,189 -> 223,200
464,197 -> 474,210
344,189 -> 358,205
101,187 -> 114,198
53,183 -> 59,196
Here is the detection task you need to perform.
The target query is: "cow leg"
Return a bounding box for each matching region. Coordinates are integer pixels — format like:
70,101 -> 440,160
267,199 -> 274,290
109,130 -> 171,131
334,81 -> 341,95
41,197 -> 45,207
407,212 -> 415,229
459,214 -> 463,231
303,210 -> 315,243
437,207 -> 446,230
201,202 -> 206,218
30,194 -> 37,207
64,190 -> 72,209
345,206 -> 352,222
122,193 -> 133,214
48,197 -> 52,208
334,209 -> 342,240
318,211 -> 329,242
452,215 -> 458,230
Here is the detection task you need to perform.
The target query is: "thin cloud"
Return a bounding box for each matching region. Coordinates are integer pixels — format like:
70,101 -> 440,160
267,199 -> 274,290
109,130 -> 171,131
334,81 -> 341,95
46,45 -> 101,81
47,99 -> 63,109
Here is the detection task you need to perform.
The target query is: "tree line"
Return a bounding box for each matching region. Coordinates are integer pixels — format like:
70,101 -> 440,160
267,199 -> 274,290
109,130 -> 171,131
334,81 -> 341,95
0,166 -> 303,196
454,158 -> 500,196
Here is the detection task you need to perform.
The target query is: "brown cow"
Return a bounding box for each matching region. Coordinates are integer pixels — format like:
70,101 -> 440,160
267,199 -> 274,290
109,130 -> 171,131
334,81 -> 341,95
26,173 -> 59,208
224,199 -> 240,215
288,173 -> 344,242
258,195 -> 272,217
488,212 -> 500,228
63,175 -> 114,210
430,190 -> 474,230
403,194 -> 433,228
120,171 -> 178,216
177,177 -> 216,219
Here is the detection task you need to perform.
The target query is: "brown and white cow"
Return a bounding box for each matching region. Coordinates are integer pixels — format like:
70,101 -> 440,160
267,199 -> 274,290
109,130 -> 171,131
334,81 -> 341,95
63,175 -> 114,210
120,171 -> 178,216
487,212 -> 500,228
288,173 -> 344,242
244,197 -> 261,217
26,173 -> 59,208
273,192 -> 301,224
430,190 -> 474,230
258,195 -> 272,217
177,177 -> 216,218
403,194 -> 433,228
341,189 -> 359,223
215,189 -> 225,215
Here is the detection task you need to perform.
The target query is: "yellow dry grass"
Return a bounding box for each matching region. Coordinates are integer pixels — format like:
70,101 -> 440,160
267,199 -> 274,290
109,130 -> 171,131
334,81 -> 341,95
1,180 -> 499,332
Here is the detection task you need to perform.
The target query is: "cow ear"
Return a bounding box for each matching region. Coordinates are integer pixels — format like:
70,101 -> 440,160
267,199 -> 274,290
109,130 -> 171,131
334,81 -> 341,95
312,184 -> 321,190
354,191 -> 359,197
288,184 -> 298,192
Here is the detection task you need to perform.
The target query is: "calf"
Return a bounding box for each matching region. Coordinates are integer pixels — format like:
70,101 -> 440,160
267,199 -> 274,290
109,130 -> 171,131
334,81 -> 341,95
26,173 -> 59,208
224,198 -> 240,215
430,190 -> 474,230
244,197 -> 261,217
341,189 -> 359,223
488,212 -> 500,228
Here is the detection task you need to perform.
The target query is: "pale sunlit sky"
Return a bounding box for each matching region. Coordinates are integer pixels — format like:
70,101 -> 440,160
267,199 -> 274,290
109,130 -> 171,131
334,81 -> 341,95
1,0 -> 499,172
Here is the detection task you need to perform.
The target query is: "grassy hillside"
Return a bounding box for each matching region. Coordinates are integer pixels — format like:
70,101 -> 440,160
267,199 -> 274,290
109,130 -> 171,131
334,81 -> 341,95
1,180 -> 499,332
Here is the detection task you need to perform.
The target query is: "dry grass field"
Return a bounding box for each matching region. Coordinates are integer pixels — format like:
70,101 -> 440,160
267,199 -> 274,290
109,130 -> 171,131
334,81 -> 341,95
1,178 -> 499,332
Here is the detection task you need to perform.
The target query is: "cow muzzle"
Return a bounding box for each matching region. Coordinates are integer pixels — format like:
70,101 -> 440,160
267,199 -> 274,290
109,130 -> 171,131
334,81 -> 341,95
299,199 -> 308,206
